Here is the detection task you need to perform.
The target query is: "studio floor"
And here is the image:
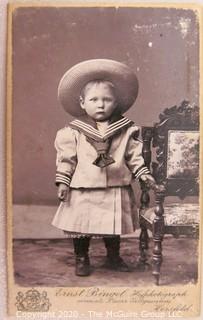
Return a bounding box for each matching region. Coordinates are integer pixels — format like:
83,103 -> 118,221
13,237 -> 198,287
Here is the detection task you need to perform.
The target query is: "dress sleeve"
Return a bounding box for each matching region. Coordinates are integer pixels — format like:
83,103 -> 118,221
54,127 -> 77,186
125,135 -> 151,180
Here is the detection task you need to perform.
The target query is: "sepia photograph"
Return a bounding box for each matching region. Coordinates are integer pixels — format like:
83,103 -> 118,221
5,2 -> 201,318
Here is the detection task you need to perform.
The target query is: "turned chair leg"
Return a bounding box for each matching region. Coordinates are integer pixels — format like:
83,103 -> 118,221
152,234 -> 164,285
137,224 -> 151,270
152,188 -> 165,285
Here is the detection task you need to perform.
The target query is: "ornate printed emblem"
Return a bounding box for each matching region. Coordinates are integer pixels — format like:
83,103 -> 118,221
15,288 -> 51,312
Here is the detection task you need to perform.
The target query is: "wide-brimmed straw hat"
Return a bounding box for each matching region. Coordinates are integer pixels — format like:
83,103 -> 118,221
58,59 -> 139,116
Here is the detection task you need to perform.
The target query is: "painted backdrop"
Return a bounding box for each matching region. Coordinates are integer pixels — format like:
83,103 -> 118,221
12,6 -> 199,204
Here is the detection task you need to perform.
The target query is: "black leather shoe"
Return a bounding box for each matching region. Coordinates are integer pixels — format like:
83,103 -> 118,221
103,256 -> 131,272
75,255 -> 91,276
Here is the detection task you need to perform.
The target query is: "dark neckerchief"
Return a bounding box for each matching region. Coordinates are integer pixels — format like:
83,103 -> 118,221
69,113 -> 134,168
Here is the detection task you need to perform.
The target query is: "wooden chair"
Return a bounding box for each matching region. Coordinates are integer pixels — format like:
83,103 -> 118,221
138,100 -> 199,285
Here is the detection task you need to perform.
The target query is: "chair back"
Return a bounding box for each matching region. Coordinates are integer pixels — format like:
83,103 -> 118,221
152,101 -> 199,199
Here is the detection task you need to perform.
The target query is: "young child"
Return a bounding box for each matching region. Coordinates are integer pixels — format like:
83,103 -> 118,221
52,59 -> 156,276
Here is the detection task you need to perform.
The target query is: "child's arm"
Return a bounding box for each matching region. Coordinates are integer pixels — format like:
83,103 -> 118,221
55,127 -> 77,195
125,132 -> 156,189
58,183 -> 70,201
139,173 -> 157,190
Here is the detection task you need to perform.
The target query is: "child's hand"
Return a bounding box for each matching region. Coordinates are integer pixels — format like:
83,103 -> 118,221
58,183 -> 70,201
140,174 -> 156,190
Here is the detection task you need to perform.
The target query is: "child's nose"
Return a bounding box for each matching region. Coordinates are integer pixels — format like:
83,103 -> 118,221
97,100 -> 105,108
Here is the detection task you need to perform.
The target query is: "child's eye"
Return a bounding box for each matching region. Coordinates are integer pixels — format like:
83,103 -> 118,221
90,98 -> 98,102
104,97 -> 113,102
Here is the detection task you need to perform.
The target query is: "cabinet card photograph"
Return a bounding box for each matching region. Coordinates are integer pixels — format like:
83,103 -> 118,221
6,2 -> 201,319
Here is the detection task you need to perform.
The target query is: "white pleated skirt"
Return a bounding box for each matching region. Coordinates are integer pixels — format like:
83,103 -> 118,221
52,186 -> 138,238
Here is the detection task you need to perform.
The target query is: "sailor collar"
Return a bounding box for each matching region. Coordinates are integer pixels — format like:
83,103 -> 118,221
69,115 -> 134,141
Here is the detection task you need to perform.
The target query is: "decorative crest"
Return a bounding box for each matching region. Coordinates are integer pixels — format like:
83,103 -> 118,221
15,288 -> 51,312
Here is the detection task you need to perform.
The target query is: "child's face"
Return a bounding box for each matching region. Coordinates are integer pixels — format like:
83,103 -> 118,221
80,83 -> 117,121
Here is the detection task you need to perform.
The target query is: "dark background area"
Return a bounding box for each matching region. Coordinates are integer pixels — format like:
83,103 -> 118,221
12,7 -> 199,205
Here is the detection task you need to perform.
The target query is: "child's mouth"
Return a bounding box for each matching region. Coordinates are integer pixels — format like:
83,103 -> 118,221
96,111 -> 105,114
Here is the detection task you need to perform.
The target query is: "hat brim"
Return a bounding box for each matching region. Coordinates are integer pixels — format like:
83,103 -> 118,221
58,59 -> 139,116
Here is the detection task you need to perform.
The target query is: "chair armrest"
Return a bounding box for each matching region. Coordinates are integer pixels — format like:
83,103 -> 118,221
153,184 -> 166,193
140,179 -> 165,193
139,180 -> 150,209
153,184 -> 165,236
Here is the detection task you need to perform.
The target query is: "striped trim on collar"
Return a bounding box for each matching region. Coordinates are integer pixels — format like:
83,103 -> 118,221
71,119 -> 102,138
104,117 -> 133,139
69,117 -> 134,141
